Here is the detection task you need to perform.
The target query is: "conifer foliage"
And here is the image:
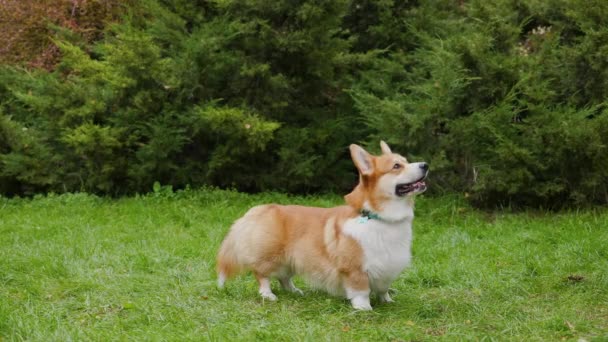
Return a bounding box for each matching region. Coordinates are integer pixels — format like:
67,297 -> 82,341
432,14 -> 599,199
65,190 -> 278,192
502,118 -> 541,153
1,0 -> 607,207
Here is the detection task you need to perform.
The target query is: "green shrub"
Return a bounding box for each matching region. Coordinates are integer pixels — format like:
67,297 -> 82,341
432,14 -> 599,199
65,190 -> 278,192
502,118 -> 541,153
352,0 -> 608,207
1,0 -> 607,207
0,0 -> 362,196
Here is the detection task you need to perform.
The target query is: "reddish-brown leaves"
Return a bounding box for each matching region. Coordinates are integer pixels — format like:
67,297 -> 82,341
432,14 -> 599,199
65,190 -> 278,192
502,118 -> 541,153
0,0 -> 130,69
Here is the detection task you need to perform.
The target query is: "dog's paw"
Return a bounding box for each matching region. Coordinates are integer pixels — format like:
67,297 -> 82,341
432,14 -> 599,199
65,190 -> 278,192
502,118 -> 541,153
351,297 -> 373,311
379,292 -> 394,303
352,302 -> 373,311
280,278 -> 304,295
260,291 -> 278,301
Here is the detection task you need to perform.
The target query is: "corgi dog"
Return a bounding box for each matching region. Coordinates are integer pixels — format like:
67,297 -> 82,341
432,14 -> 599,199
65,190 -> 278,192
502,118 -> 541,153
216,141 -> 428,310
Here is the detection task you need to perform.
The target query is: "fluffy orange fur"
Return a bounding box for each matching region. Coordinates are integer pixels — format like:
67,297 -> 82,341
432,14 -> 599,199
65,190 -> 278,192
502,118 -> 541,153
216,204 -> 366,295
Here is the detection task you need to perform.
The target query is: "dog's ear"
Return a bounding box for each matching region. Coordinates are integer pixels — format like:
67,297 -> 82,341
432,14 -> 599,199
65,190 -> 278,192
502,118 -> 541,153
350,144 -> 374,176
380,140 -> 392,155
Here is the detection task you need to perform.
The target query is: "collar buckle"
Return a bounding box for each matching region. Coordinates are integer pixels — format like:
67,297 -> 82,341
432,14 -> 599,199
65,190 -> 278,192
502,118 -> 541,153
360,209 -> 381,221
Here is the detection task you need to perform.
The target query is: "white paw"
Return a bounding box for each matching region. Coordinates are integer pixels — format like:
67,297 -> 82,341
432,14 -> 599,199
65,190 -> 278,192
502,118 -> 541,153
260,291 -> 278,301
352,302 -> 373,311
292,287 -> 304,296
351,297 -> 372,311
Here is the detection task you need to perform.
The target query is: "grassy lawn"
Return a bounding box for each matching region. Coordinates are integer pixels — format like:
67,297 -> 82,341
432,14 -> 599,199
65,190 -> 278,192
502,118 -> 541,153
0,189 -> 607,341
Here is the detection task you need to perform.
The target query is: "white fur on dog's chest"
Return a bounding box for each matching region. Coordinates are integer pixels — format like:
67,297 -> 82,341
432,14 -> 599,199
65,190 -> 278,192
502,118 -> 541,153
343,216 -> 413,291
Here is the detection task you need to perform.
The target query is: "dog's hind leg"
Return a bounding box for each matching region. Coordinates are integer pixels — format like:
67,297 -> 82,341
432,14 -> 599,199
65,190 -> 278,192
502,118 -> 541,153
255,272 -> 278,301
273,266 -> 304,295
377,290 -> 394,303
279,276 -> 304,295
217,271 -> 227,288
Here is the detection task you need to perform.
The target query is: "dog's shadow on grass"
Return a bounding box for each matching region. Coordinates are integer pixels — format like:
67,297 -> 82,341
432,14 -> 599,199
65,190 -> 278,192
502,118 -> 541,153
211,277 -> 413,317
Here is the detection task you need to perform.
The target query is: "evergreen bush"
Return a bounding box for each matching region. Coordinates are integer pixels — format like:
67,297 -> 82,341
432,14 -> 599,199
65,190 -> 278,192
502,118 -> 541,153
1,0 -> 607,207
352,0 -> 608,207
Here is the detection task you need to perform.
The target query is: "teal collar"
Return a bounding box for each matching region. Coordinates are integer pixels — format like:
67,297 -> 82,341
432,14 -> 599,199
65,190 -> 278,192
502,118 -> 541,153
358,208 -> 410,224
358,209 -> 382,223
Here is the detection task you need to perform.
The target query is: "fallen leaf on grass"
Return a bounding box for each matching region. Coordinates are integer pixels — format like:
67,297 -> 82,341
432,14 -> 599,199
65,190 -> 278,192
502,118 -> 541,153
425,327 -> 446,336
566,275 -> 584,282
565,320 -> 575,332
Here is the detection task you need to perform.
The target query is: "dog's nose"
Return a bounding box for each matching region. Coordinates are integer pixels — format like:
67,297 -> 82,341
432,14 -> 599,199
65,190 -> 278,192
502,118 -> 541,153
419,163 -> 429,171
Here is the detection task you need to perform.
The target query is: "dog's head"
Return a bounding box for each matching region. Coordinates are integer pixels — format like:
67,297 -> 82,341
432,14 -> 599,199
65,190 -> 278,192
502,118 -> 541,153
344,141 -> 428,213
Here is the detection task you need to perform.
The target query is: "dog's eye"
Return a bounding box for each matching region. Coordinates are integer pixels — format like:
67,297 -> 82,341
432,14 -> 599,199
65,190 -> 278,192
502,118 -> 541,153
393,163 -> 401,170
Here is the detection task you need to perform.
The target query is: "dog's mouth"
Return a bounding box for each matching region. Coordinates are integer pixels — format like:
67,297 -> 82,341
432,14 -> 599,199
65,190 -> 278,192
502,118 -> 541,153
395,176 -> 427,197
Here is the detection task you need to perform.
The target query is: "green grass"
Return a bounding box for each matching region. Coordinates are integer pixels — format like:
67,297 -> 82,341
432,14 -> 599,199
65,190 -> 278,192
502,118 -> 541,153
0,189 -> 607,341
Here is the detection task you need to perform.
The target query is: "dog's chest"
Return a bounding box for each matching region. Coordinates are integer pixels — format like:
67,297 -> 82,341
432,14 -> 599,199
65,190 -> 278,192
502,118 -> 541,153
343,217 -> 412,288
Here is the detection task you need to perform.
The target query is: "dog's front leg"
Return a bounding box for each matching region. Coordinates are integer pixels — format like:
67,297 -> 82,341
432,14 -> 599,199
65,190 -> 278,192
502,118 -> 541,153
343,271 -> 372,310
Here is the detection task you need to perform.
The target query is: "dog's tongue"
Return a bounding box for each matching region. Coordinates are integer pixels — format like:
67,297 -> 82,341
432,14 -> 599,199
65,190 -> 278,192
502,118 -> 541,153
412,181 -> 426,189
396,181 -> 427,196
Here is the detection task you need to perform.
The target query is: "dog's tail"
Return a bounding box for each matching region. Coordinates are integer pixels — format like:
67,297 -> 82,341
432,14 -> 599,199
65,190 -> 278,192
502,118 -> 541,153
216,208 -> 259,288
216,205 -> 275,288
216,234 -> 241,288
